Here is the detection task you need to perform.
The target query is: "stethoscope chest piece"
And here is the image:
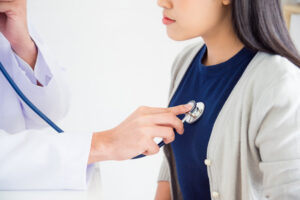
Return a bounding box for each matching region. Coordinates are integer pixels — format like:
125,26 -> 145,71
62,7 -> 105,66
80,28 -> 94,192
183,100 -> 205,124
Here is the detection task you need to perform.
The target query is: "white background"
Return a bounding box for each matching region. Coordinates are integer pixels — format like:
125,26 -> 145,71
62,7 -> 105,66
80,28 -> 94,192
291,15 -> 300,51
283,0 -> 300,51
27,0 -> 197,200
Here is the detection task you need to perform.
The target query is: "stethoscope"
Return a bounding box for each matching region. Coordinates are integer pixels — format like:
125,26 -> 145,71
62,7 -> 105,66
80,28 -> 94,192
134,100 -> 205,159
0,62 -> 205,159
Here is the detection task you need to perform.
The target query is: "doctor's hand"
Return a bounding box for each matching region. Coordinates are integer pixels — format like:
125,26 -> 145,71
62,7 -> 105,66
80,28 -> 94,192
88,104 -> 192,163
0,0 -> 37,68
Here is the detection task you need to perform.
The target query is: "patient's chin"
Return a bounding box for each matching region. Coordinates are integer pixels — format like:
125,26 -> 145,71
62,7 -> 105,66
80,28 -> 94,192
166,30 -> 198,41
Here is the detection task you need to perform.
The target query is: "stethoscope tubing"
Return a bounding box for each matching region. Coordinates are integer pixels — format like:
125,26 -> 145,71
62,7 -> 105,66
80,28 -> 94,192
0,62 -> 64,133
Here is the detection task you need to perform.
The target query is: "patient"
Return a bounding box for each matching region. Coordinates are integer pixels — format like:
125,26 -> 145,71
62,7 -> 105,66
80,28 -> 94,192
155,0 -> 300,199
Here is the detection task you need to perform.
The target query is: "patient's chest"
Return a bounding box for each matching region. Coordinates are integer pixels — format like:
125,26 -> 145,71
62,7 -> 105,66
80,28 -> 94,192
169,45 -> 256,199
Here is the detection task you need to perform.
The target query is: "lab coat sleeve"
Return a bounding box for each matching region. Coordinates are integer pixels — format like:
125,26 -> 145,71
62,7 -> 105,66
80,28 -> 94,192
14,44 -> 54,87
0,128 -> 93,190
12,26 -> 70,128
254,72 -> 300,199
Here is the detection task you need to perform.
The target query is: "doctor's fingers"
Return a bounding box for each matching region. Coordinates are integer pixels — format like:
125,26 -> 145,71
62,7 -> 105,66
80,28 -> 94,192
143,141 -> 161,156
144,112 -> 184,134
141,126 -> 175,144
167,104 -> 193,116
0,1 -> 25,12
136,104 -> 191,115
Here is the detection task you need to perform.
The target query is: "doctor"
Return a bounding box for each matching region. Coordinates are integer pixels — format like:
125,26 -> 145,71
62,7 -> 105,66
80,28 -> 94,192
0,0 -> 191,190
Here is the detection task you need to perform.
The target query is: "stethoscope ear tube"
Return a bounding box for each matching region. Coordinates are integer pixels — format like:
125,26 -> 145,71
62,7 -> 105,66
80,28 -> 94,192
0,62 -> 64,133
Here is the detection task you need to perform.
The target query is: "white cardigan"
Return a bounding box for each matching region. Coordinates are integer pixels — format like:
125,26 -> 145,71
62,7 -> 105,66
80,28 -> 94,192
158,42 -> 300,200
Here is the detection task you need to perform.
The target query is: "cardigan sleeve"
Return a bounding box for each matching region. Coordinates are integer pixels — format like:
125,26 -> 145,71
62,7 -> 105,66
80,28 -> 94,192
254,70 -> 300,200
158,153 -> 171,182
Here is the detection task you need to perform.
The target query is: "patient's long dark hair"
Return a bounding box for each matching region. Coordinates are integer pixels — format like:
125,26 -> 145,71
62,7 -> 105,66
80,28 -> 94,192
232,0 -> 300,67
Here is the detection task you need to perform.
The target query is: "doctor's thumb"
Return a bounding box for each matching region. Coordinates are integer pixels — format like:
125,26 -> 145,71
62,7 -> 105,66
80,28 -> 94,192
167,103 -> 193,116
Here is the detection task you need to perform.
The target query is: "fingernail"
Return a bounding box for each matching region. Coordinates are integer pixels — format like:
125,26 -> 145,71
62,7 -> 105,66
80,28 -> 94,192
184,103 -> 193,110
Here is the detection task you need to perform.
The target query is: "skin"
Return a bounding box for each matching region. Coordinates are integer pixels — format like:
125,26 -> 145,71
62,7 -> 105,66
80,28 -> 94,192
0,0 -> 37,69
0,1 -> 194,166
155,0 -> 244,199
88,104 -> 193,163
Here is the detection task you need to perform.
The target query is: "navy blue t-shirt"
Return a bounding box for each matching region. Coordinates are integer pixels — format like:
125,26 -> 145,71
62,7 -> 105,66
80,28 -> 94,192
169,45 -> 256,199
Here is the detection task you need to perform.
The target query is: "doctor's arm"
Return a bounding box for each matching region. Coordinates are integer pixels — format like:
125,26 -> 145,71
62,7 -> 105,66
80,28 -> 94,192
0,104 -> 191,190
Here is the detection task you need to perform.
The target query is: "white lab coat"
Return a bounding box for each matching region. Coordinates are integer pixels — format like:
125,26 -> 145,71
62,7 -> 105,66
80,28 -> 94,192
0,28 -> 94,190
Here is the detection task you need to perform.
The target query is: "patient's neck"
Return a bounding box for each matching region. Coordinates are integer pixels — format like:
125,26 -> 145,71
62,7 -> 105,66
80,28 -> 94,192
201,21 -> 244,66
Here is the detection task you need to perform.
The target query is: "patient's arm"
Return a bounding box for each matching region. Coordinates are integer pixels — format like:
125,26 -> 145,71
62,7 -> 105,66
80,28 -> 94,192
155,181 -> 171,200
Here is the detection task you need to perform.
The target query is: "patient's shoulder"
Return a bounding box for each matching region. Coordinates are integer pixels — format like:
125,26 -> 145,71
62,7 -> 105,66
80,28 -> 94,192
247,52 -> 300,91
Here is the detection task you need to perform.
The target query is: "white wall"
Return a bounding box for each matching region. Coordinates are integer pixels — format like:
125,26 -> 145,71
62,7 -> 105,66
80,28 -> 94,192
282,0 -> 300,52
290,15 -> 300,52
27,0 -> 197,199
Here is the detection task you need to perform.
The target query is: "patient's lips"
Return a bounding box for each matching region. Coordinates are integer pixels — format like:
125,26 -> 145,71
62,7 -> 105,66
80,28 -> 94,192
162,15 -> 176,25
